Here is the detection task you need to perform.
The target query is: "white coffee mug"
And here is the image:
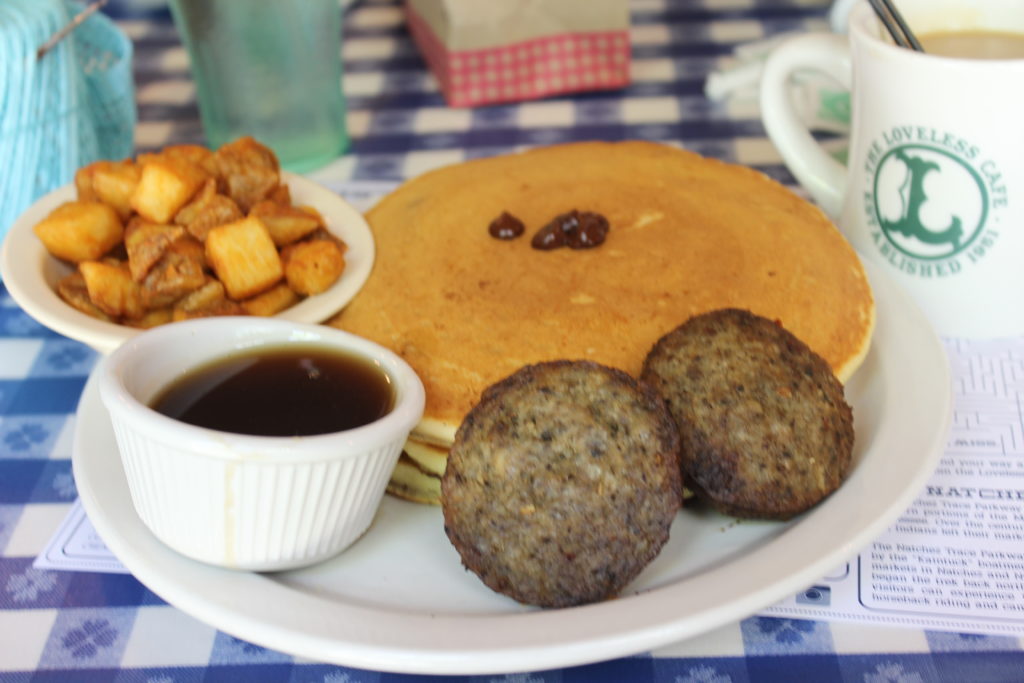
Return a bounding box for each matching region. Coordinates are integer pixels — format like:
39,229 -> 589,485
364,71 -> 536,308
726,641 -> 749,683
760,0 -> 1024,339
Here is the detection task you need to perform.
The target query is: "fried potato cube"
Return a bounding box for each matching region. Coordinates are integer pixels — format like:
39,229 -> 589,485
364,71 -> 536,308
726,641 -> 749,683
137,144 -> 218,178
163,144 -> 218,177
79,260 -> 146,319
167,233 -> 207,268
280,238 -> 346,295
267,183 -> 291,205
205,215 -> 282,300
249,200 -> 322,246
172,278 -> 246,320
74,165 -> 99,201
174,178 -> 243,242
173,177 -> 214,223
125,222 -> 186,282
140,240 -> 207,309
172,278 -> 223,313
306,226 -> 347,251
130,156 -> 209,223
241,283 -> 300,316
56,271 -> 113,321
187,193 -> 245,242
178,298 -> 246,320
125,307 -> 173,329
34,201 -> 123,263
90,159 -> 142,220
213,136 -> 280,212
299,205 -> 324,222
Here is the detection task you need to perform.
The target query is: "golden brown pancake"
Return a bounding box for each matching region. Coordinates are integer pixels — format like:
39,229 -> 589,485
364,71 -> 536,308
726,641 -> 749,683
333,141 -> 874,461
403,439 -> 448,475
385,439 -> 448,504
387,452 -> 442,505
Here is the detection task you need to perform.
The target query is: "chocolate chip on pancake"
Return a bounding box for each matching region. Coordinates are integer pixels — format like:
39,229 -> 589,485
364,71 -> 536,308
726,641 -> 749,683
641,308 -> 854,521
488,211 -> 525,240
442,360 -> 682,608
530,209 -> 609,250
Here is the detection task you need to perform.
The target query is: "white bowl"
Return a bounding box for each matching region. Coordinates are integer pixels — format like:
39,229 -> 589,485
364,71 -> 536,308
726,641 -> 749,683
96,317 -> 425,571
0,172 -> 374,354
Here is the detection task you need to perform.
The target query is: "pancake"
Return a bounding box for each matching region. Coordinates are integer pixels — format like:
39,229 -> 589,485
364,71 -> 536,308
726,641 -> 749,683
387,452 -> 442,505
403,438 -> 448,476
333,141 -> 875,472
385,438 -> 447,504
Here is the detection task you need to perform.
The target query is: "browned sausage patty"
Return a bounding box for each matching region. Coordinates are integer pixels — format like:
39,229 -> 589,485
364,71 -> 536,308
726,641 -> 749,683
640,308 -> 854,520
441,360 -> 682,608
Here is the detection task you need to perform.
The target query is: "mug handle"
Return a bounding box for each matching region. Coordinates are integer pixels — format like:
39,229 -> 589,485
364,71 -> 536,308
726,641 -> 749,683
759,33 -> 851,218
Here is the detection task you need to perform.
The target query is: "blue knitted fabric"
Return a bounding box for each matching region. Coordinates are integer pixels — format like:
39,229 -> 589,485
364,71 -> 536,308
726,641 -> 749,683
0,0 -> 135,239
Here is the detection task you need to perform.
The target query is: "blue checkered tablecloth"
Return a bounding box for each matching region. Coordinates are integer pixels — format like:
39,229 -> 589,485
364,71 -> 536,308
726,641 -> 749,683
3,0 -> 1024,681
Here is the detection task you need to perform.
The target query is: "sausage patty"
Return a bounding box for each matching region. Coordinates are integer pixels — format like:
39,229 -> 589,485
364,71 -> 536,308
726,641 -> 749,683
441,360 -> 682,608
640,308 -> 854,520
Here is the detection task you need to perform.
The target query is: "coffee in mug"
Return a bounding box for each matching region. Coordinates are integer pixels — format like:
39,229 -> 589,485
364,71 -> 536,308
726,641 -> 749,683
917,30 -> 1024,59
759,0 -> 1024,338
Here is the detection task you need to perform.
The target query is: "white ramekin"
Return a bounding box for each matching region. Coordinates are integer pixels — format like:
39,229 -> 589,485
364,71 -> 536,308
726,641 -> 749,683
96,317 -> 425,571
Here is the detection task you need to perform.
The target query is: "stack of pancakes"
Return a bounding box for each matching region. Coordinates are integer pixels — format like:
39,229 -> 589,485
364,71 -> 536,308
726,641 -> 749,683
332,141 -> 875,504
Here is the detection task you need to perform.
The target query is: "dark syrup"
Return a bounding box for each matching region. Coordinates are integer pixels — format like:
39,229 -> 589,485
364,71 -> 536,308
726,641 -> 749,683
151,345 -> 394,436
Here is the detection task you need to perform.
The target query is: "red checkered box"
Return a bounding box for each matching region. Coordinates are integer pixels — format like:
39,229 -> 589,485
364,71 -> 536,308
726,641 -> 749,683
406,0 -> 631,107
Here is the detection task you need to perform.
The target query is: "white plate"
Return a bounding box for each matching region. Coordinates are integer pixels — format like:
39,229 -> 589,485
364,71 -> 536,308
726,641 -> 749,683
72,259 -> 952,675
0,172 -> 373,354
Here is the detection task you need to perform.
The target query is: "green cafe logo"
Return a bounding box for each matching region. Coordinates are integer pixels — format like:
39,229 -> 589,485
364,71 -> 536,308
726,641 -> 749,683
863,126 -> 1008,278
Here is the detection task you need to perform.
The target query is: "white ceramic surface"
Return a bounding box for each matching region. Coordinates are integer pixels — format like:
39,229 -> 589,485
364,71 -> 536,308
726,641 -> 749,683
0,172 -> 374,354
73,259 -> 953,674
96,317 -> 425,570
